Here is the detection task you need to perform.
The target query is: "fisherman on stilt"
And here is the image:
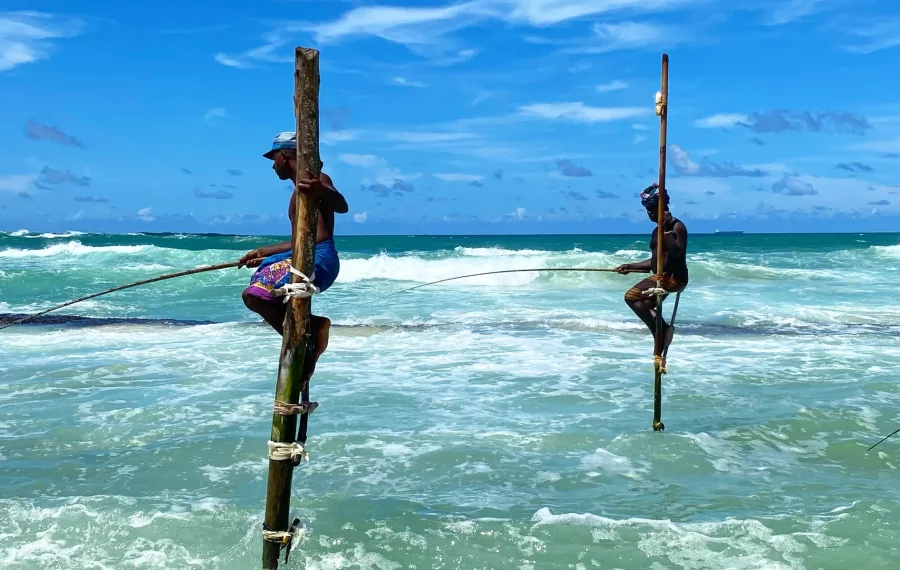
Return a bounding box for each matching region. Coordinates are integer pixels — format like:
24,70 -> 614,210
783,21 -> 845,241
616,183 -> 689,361
239,132 -> 349,377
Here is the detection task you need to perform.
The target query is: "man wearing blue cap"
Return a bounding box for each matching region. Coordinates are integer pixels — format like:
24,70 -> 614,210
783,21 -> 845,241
615,183 -> 688,357
238,132 -> 349,373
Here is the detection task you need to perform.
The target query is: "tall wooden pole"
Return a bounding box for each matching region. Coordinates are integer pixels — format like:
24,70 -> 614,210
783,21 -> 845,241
652,53 -> 669,433
262,46 -> 322,569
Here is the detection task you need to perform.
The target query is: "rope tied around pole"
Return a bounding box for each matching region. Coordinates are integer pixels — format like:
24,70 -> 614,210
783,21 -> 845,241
267,440 -> 309,465
273,400 -> 318,416
273,266 -> 319,302
643,286 -> 668,298
262,517 -> 303,564
262,530 -> 296,545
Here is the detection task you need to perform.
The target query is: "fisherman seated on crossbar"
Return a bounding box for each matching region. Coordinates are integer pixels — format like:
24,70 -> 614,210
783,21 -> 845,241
238,132 -> 349,377
615,184 -> 689,358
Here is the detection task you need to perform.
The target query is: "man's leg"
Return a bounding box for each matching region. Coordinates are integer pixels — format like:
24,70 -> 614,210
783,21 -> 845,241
624,278 -> 673,355
304,315 -> 331,380
242,289 -> 287,335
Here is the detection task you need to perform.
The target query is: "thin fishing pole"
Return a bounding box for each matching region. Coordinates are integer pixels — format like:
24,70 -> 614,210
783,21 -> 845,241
0,260 -> 242,331
868,427 -> 900,452
373,267 -> 622,303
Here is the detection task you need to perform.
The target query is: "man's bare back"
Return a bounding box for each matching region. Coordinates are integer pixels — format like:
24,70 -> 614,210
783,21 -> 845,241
287,172 -> 339,244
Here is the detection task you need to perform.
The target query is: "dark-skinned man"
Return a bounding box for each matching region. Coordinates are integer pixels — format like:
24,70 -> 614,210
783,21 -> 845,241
239,131 -> 349,377
616,183 -> 688,360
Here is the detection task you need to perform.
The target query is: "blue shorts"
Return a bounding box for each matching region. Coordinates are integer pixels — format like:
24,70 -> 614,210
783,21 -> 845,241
244,239 -> 340,302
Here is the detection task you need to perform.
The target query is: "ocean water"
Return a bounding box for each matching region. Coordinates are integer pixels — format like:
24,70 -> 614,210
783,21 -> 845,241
1,229 -> 900,569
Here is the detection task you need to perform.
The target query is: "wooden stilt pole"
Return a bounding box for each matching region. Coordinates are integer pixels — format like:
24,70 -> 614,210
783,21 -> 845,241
652,53 -> 669,433
261,46 -> 323,570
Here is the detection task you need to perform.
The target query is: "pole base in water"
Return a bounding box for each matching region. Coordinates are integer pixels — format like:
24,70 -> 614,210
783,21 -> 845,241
653,420 -> 665,432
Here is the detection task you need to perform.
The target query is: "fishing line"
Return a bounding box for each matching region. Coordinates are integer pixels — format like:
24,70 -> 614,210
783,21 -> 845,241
2,264 -> 641,330
372,267 -> 622,303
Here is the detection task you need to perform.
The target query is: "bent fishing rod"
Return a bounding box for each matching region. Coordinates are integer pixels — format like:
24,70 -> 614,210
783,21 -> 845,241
0,260 -> 243,331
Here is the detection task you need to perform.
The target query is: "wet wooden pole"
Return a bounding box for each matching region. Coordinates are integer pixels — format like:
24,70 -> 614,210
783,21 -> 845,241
652,53 -> 669,432
262,46 -> 323,569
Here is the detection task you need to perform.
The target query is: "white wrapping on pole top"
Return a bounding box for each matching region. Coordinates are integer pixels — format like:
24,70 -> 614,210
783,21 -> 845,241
655,91 -> 665,116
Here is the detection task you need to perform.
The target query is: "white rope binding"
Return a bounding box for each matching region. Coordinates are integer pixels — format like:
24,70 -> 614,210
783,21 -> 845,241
644,287 -> 667,297
267,440 -> 309,463
273,266 -> 320,303
262,529 -> 297,544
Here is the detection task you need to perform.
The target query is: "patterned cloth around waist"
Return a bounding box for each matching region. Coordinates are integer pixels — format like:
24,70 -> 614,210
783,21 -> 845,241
624,274 -> 686,303
244,239 -> 339,302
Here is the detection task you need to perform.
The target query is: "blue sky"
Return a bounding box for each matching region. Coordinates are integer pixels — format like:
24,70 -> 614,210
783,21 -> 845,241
2,0 -> 900,235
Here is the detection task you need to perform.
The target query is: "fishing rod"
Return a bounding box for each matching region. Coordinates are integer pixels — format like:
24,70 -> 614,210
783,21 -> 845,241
0,260 -> 243,331
868,427 -> 900,452
373,267 -> 622,303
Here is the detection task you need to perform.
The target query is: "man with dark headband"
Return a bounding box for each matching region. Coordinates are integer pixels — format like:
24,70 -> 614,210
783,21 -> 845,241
616,183 -> 689,357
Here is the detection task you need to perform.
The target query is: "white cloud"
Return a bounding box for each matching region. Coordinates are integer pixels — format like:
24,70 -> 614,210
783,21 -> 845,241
0,174 -> 33,193
268,0 -> 699,60
470,91 -> 493,105
384,131 -> 478,143
213,53 -> 249,69
596,80 -> 628,93
632,123 -> 651,131
392,76 -> 428,87
213,33 -> 291,69
339,153 -> 420,186
309,3 -> 485,49
765,0 -> 835,26
634,134 -> 647,144
504,0 -> 694,26
848,139 -> 900,153
772,175 -> 816,196
580,20 -> 677,53
0,11 -> 84,72
509,206 -> 526,220
339,154 -> 385,168
433,48 -> 479,65
692,113 -> 748,128
518,102 -> 646,123
322,130 -> 358,146
204,107 -> 227,122
353,211 -> 368,223
434,173 -> 485,182
137,207 -> 155,222
843,18 -> 900,54
668,144 -> 701,175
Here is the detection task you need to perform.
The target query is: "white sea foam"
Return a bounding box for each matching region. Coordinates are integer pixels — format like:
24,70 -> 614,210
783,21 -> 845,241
339,251 -> 548,284
2,233 -> 898,569
529,507 -> 843,569
24,231 -> 87,239
0,241 -> 149,258
871,244 -> 900,257
455,246 -> 553,257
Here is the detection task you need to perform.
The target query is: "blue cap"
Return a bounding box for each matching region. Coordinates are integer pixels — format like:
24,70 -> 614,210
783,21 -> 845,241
263,131 -> 296,158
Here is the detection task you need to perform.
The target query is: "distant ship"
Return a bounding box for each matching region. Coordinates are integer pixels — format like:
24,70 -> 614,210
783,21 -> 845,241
715,229 -> 744,235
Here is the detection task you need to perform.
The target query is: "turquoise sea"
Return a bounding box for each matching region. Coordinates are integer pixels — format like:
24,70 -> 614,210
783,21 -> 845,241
1,230 -> 900,569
